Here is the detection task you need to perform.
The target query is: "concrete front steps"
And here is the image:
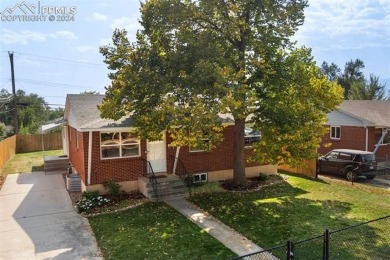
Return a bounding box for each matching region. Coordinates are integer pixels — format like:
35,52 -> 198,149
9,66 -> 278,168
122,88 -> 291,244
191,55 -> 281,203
138,174 -> 189,201
43,155 -> 69,173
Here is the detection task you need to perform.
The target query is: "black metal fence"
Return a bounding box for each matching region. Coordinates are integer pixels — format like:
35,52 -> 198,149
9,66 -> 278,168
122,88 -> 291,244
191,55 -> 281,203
232,215 -> 390,260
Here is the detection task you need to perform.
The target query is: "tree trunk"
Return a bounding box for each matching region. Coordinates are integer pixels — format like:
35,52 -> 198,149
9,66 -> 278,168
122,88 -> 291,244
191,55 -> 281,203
233,118 -> 247,186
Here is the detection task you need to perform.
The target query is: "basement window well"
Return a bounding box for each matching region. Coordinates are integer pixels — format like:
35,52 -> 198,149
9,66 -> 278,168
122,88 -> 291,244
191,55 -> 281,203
193,172 -> 208,183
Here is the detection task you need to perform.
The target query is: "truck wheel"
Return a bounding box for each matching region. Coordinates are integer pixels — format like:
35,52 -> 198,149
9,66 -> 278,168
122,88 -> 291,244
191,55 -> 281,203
346,170 -> 357,182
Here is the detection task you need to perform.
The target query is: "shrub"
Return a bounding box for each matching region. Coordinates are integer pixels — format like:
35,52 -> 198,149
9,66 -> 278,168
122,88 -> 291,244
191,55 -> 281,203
258,173 -> 269,181
76,191 -> 111,213
102,179 -> 121,198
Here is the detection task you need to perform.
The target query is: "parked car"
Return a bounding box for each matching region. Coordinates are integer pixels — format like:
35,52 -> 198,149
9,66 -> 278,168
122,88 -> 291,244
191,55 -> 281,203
317,149 -> 377,181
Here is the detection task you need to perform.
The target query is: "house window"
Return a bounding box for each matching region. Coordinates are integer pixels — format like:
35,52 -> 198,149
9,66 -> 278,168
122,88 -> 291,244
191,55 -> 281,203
375,128 -> 390,145
244,127 -> 261,147
189,131 -> 210,152
330,126 -> 341,140
101,132 -> 140,159
193,172 -> 208,183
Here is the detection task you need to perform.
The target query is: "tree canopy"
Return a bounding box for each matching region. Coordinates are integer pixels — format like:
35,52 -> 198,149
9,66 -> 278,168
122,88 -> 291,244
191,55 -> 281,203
0,89 -> 64,135
100,0 -> 343,186
321,59 -> 387,100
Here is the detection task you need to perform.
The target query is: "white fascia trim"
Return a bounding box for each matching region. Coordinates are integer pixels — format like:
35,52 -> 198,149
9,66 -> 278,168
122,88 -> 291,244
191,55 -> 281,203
79,127 -> 137,133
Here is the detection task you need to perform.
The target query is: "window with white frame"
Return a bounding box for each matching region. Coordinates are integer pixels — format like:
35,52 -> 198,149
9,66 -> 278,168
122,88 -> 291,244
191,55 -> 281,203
101,132 -> 140,159
244,127 -> 261,147
330,126 -> 341,139
193,172 -> 208,183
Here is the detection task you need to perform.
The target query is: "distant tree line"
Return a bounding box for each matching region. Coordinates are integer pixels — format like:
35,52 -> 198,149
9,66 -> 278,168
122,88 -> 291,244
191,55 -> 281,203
0,89 -> 64,138
321,59 -> 388,100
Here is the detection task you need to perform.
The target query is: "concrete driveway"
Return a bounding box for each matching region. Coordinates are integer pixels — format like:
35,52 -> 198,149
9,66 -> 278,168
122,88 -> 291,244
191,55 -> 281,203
0,172 -> 102,260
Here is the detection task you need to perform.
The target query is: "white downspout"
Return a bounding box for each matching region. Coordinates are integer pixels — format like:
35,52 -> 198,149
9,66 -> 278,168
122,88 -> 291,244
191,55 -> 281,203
87,131 -> 92,185
364,126 -> 368,151
172,146 -> 181,175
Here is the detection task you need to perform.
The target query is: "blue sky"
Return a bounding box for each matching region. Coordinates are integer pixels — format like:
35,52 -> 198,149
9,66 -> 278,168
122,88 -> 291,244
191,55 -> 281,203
0,0 -> 389,109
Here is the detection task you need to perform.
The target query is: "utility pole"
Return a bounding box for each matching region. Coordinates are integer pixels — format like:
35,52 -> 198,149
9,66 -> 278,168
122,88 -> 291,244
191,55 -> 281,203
8,51 -> 18,134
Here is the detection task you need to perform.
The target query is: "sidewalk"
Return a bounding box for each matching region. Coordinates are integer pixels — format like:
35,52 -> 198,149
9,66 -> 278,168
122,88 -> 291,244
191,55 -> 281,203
165,198 -> 263,257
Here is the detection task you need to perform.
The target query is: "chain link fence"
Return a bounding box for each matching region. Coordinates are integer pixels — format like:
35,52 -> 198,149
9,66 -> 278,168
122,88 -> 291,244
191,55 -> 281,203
232,215 -> 390,260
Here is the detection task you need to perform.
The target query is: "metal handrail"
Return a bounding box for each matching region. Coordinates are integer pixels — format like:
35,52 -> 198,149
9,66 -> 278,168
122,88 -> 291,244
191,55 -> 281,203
143,159 -> 159,202
172,156 -> 193,196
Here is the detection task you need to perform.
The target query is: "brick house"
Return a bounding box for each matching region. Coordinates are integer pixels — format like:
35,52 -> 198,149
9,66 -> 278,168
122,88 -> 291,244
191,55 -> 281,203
319,100 -> 390,160
63,94 -> 276,193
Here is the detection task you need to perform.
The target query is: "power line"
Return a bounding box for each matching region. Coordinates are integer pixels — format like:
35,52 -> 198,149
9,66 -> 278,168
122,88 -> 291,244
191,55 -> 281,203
0,94 -> 14,102
12,52 -> 107,68
15,78 -> 103,91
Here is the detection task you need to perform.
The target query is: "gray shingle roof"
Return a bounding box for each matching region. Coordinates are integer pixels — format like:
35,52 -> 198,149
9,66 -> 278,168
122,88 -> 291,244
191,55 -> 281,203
65,94 -> 134,130
338,100 -> 390,127
65,94 -> 235,131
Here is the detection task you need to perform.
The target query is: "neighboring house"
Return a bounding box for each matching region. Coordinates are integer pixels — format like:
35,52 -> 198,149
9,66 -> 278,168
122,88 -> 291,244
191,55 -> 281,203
319,100 -> 390,159
63,94 -> 276,193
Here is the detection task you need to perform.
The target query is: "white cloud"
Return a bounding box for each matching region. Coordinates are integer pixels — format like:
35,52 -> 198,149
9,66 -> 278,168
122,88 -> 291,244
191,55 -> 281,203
0,29 -> 77,45
50,31 -> 77,40
87,12 -> 108,22
0,29 -> 47,44
295,0 -> 390,49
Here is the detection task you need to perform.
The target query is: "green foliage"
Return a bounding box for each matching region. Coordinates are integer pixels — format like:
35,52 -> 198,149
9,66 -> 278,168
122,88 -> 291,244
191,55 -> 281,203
257,173 -> 270,182
349,74 -> 386,100
252,48 -> 343,166
0,122 -> 6,141
102,179 -> 121,198
0,89 -> 64,134
100,0 -> 343,185
321,59 -> 388,100
76,191 -> 111,213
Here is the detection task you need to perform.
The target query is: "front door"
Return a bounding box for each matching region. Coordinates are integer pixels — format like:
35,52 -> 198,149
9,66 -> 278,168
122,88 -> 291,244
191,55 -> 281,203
147,137 -> 166,173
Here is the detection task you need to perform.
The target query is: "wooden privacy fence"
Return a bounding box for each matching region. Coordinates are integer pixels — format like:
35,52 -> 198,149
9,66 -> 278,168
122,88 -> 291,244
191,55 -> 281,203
278,159 -> 317,178
16,133 -> 62,153
0,135 -> 16,170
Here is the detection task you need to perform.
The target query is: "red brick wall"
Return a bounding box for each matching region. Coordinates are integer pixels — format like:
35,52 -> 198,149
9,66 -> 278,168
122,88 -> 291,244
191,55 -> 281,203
68,126 -> 87,184
167,125 -> 261,174
376,145 -> 390,159
318,125 -> 387,155
70,126 -> 263,186
89,132 -> 147,185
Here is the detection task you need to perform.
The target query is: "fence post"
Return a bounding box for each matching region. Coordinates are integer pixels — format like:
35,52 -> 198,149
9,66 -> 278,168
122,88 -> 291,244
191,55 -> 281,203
323,229 -> 330,260
287,240 -> 294,260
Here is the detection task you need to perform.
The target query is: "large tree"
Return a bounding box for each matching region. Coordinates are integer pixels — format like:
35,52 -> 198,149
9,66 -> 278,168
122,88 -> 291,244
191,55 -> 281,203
349,74 -> 387,100
0,89 -> 63,134
321,60 -> 387,100
100,0 -> 343,186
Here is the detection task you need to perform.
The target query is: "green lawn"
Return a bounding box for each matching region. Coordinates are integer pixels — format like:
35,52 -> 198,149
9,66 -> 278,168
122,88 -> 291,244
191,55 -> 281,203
0,150 -> 64,188
1,149 -> 63,174
89,202 -> 235,260
189,172 -> 390,258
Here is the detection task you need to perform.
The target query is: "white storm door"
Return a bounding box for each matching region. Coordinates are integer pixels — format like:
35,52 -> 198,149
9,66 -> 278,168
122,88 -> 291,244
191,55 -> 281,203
147,138 -> 166,173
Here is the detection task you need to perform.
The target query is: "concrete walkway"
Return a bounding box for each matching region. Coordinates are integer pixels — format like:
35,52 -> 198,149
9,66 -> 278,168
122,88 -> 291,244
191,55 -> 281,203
165,198 -> 263,257
0,172 -> 102,260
